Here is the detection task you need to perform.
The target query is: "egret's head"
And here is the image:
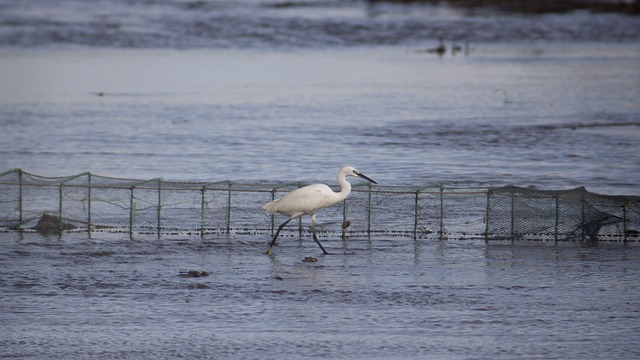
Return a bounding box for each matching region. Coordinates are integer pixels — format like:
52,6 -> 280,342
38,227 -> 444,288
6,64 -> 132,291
341,166 -> 377,184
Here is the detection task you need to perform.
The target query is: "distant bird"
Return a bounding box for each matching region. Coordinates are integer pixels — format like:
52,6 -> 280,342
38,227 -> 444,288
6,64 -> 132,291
264,166 -> 377,255
425,38 -> 446,56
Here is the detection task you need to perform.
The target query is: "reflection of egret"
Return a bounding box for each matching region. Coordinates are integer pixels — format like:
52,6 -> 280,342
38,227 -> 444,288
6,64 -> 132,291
264,166 -> 377,255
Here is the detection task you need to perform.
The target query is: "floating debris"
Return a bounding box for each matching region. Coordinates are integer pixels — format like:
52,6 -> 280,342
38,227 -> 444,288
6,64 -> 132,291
179,270 -> 210,278
303,256 -> 318,263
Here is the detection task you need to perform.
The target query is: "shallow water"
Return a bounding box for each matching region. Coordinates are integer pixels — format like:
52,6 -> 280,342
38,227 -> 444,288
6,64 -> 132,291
1,1 -> 640,358
1,1 -> 640,195
1,234 -> 639,359
1,43 -> 639,194
1,0 -> 638,48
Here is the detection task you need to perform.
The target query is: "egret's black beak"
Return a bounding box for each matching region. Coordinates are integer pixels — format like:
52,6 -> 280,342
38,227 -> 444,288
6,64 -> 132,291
357,172 -> 377,184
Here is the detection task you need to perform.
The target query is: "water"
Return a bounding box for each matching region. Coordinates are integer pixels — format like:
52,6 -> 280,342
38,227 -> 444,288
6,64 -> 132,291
1,44 -> 639,193
2,234 -> 639,359
1,1 -> 640,358
1,0 -> 638,47
0,2 -> 639,194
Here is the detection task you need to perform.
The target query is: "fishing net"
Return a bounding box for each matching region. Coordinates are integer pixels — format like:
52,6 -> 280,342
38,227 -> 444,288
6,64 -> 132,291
1,169 -> 638,242
486,185 -> 638,242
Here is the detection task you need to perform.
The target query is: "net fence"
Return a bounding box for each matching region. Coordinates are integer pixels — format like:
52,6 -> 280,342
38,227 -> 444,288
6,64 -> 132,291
1,169 -> 638,243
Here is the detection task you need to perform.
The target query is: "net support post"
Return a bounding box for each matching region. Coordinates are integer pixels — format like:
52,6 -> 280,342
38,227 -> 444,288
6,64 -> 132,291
87,173 -> 92,237
129,178 -> 162,240
59,184 -> 63,236
580,193 -> 586,241
59,172 -> 91,236
554,194 -> 559,244
1,169 -> 24,227
510,188 -> 515,244
157,179 -> 162,238
200,187 -> 206,238
439,185 -> 445,240
18,169 -> 23,226
129,186 -> 135,240
485,189 -> 491,243
414,188 -> 421,240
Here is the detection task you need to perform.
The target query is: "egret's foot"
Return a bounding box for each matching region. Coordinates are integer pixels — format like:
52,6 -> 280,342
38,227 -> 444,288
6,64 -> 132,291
266,248 -> 273,256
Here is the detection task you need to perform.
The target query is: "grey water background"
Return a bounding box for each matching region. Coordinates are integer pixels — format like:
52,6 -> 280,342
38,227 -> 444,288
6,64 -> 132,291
1,0 -> 640,359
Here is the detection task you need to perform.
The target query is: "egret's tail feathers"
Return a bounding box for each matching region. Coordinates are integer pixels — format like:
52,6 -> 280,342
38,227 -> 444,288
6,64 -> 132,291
263,199 -> 280,214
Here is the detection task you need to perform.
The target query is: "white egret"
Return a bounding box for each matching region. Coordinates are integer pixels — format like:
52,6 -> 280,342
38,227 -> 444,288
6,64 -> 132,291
264,166 -> 377,255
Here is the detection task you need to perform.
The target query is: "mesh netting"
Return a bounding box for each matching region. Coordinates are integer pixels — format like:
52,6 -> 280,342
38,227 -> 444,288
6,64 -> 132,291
1,169 -> 638,242
486,186 -> 639,242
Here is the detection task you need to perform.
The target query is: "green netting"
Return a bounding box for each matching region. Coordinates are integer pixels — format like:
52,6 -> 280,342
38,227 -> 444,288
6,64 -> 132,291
485,186 -> 639,242
1,169 -> 638,242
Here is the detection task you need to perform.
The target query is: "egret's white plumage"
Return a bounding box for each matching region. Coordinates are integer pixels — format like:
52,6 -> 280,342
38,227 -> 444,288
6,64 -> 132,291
264,166 -> 377,255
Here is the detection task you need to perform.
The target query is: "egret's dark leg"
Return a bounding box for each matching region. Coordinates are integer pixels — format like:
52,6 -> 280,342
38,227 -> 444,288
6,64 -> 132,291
267,217 -> 293,253
310,214 -> 329,255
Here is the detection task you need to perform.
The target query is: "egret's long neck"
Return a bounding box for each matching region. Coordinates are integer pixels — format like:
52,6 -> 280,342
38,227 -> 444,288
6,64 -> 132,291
335,172 -> 352,202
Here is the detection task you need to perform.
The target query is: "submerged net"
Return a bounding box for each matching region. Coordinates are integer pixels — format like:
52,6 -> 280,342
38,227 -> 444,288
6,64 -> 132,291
0,169 -> 638,242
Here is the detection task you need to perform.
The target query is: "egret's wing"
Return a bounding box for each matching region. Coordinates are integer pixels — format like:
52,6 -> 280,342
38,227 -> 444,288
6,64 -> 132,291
264,184 -> 331,216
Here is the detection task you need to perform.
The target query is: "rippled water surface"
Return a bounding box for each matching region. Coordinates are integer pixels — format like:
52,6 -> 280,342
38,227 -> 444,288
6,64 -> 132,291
1,44 -> 639,194
1,0 -> 639,193
2,0 -> 639,48
1,0 -> 640,358
2,234 -> 639,359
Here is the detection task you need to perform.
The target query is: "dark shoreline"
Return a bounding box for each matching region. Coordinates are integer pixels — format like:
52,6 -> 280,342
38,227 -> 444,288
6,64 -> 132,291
366,0 -> 640,14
